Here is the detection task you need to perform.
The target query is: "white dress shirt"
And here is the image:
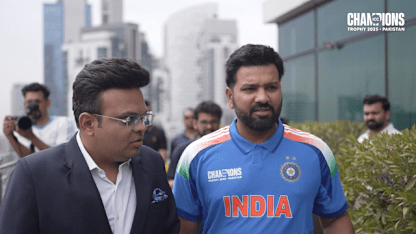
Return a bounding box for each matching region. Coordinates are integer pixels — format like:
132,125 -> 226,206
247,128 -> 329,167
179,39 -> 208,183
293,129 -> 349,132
76,133 -> 136,234
358,122 -> 402,143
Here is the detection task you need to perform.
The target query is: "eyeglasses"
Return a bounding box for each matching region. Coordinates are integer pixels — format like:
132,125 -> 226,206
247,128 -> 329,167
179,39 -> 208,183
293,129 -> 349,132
199,120 -> 219,126
94,111 -> 155,130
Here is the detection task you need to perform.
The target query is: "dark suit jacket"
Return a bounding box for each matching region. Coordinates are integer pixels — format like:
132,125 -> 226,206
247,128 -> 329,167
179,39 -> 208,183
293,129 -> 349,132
0,135 -> 180,234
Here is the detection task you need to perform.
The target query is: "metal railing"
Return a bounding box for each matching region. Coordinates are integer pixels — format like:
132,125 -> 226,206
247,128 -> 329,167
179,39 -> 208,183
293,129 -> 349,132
0,152 -> 18,204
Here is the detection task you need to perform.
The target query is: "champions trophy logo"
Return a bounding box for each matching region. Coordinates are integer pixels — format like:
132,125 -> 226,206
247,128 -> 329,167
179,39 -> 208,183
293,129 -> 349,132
347,13 -> 405,32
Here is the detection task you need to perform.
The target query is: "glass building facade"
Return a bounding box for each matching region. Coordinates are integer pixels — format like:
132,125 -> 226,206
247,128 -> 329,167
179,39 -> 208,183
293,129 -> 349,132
43,2 -> 91,116
44,3 -> 64,116
275,0 -> 416,130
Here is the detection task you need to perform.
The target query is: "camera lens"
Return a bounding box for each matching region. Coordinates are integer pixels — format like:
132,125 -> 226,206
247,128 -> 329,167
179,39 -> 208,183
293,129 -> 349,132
17,116 -> 32,131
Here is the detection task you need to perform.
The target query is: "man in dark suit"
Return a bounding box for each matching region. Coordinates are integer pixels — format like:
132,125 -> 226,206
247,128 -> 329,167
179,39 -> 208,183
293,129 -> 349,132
0,58 -> 180,234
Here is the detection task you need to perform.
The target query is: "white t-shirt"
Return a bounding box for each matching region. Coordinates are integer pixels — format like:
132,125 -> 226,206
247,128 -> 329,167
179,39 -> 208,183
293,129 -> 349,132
358,123 -> 401,143
14,116 -> 78,152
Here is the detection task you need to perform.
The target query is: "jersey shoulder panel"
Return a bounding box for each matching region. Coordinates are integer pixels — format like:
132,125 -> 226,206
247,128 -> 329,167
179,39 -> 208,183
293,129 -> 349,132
176,126 -> 231,179
283,124 -> 338,178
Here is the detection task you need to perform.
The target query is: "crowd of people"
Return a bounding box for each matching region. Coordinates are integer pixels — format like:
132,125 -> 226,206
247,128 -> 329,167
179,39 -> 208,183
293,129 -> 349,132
0,43 -> 404,233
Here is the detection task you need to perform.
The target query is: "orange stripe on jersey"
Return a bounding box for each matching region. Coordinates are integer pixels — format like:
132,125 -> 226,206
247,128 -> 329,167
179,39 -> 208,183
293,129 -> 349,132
196,127 -> 231,152
283,126 -> 324,149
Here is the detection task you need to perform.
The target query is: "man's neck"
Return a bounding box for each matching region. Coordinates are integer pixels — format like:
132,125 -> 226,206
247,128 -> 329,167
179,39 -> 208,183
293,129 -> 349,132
35,115 -> 51,127
79,132 -> 120,183
236,120 -> 277,144
185,128 -> 197,139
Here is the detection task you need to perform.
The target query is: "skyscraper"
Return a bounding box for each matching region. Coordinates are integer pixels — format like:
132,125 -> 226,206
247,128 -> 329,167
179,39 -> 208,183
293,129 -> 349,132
200,19 -> 238,125
61,0 -> 152,118
164,3 -> 238,131
164,3 -> 218,126
43,0 -> 91,116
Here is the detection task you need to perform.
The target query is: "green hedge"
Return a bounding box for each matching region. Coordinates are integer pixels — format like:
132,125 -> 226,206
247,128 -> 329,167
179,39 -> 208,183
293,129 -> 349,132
289,121 -> 416,233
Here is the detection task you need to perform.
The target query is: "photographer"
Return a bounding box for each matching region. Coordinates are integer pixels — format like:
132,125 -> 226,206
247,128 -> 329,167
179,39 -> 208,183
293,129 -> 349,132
2,83 -> 77,157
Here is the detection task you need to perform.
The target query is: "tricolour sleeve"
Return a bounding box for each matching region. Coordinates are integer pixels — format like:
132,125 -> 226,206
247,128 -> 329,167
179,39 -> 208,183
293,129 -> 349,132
172,142 -> 201,221
312,142 -> 348,218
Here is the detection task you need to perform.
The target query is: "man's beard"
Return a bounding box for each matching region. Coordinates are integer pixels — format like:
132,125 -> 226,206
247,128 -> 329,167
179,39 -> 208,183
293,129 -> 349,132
198,128 -> 215,137
31,111 -> 42,120
366,119 -> 385,130
233,97 -> 282,133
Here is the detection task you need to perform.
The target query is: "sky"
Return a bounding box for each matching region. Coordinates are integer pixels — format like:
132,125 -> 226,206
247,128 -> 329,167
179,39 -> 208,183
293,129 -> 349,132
0,0 -> 278,127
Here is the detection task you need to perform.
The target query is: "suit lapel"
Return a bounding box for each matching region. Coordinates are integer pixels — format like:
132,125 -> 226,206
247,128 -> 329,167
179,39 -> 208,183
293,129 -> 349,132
64,136 -> 113,234
130,156 -> 152,234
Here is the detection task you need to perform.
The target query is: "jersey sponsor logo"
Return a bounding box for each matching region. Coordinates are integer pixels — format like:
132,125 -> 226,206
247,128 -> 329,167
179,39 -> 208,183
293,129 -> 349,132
207,167 -> 242,182
280,162 -> 301,182
223,195 -> 292,218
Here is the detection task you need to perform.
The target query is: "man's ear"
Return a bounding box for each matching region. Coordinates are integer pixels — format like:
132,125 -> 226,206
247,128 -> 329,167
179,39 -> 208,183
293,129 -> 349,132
225,87 -> 234,109
193,119 -> 197,130
78,113 -> 96,136
46,99 -> 51,109
385,110 -> 391,122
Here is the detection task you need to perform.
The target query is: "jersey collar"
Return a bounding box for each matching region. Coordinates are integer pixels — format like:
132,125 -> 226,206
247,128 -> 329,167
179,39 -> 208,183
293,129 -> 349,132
230,117 -> 284,154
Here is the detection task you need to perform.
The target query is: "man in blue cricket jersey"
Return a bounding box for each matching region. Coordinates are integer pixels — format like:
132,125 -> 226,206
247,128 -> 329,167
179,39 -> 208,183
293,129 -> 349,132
173,44 -> 354,233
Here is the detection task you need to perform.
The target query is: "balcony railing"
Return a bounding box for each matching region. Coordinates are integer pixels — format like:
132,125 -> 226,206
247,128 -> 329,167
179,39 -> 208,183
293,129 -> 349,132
0,152 -> 18,205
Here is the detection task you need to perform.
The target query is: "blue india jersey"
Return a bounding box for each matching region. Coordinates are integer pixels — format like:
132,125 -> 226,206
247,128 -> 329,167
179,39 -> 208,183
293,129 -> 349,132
173,118 -> 348,233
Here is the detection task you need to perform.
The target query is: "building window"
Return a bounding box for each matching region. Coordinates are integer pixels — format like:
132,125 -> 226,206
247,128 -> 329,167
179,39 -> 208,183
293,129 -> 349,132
388,26 -> 416,130
223,47 -> 229,59
317,35 -> 385,122
279,11 -> 314,58
210,36 -> 220,43
281,55 -> 316,122
97,47 -> 107,59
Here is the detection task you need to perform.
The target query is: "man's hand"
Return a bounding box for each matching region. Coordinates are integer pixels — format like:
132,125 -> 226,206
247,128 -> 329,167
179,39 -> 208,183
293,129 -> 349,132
3,115 -> 33,157
3,116 -> 16,137
14,126 -> 35,140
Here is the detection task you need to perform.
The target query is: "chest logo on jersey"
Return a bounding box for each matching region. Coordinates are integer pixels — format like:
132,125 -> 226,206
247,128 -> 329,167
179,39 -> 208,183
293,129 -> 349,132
280,162 -> 301,182
207,167 -> 242,182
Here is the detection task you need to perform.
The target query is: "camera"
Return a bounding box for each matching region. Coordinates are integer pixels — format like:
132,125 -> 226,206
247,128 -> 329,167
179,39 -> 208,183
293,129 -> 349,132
8,102 -> 40,131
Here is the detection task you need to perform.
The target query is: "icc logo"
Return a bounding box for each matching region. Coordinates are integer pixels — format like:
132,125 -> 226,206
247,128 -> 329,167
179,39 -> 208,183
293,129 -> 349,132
280,162 -> 301,182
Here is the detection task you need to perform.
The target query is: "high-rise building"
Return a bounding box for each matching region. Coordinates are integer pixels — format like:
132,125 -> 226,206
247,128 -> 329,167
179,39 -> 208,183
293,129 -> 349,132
263,0 -> 416,130
164,3 -> 238,132
43,0 -> 91,116
11,84 -> 27,116
102,0 -> 123,25
62,22 -> 143,119
200,19 -> 238,125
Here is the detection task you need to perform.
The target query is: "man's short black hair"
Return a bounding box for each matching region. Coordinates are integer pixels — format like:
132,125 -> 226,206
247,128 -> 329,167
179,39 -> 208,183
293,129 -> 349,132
225,44 -> 284,89
144,100 -> 151,107
73,58 -> 150,127
362,94 -> 390,111
194,101 -> 222,120
22,83 -> 50,99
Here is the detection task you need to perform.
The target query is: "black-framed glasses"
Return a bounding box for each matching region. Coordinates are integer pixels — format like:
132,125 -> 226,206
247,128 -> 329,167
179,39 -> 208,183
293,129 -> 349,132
199,120 -> 219,126
94,111 -> 155,130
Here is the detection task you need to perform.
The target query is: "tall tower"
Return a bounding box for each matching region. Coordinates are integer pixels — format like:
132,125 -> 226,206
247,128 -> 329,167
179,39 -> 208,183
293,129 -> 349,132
200,19 -> 238,125
43,0 -> 91,116
102,0 -> 123,25
164,3 -> 218,127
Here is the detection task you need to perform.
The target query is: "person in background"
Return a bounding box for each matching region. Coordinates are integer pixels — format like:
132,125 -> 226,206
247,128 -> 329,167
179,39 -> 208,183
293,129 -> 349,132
2,82 -> 77,157
0,58 -> 180,234
358,94 -> 401,143
173,44 -> 354,233
143,100 -> 168,161
170,108 -> 197,157
167,101 -> 222,189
